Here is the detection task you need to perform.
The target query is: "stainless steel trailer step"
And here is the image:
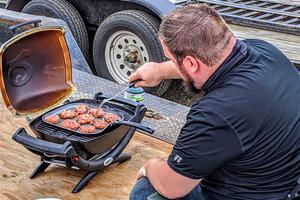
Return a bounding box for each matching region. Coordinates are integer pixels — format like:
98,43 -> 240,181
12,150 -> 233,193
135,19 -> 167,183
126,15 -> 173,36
175,0 -> 300,36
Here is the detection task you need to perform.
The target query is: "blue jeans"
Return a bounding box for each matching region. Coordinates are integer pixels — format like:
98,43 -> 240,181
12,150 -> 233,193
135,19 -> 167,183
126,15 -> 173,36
130,177 -> 206,200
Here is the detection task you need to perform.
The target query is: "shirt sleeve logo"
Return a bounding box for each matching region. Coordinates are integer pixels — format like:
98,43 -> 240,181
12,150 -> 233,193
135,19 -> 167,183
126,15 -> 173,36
174,155 -> 182,163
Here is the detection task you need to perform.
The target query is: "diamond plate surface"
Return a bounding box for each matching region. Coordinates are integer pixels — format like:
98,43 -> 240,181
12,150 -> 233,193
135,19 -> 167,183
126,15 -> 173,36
72,69 -> 190,144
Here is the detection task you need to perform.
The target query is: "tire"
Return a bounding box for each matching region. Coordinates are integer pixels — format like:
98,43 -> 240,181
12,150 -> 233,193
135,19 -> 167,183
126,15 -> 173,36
93,10 -> 172,96
22,0 -> 89,58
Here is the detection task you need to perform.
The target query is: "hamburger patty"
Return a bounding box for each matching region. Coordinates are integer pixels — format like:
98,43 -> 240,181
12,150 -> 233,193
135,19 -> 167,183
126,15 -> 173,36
94,119 -> 108,129
77,114 -> 95,124
45,115 -> 60,124
104,113 -> 120,123
79,125 -> 96,133
75,104 -> 89,114
88,108 -> 105,118
60,110 -> 77,119
60,119 -> 80,130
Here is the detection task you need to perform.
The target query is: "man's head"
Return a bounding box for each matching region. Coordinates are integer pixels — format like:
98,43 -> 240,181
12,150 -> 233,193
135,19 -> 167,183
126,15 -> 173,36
159,3 -> 236,91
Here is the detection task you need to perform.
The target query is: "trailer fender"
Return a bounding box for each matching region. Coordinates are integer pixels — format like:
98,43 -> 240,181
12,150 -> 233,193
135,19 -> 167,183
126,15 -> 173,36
5,0 -> 30,11
7,0 -> 176,17
120,0 -> 176,18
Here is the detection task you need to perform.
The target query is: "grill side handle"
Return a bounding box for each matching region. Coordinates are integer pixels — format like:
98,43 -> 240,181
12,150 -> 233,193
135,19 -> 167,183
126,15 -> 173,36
113,121 -> 154,134
9,19 -> 41,34
12,128 -> 75,157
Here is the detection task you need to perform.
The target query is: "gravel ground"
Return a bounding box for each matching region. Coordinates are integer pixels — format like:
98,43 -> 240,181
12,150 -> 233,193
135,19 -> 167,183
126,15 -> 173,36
161,80 -> 204,107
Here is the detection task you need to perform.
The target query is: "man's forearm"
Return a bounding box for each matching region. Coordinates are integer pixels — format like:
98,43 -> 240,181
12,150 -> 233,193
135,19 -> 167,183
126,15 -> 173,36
161,61 -> 183,80
143,158 -> 199,199
144,158 -> 170,196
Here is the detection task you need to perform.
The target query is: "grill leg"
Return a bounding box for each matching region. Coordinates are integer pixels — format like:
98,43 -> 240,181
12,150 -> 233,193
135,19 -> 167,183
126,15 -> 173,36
72,171 -> 98,193
30,161 -> 50,179
72,153 -> 131,193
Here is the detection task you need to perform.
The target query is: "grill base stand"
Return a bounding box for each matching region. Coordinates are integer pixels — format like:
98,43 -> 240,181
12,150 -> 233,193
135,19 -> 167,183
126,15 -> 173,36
29,153 -> 132,193
72,153 -> 132,193
30,161 -> 51,179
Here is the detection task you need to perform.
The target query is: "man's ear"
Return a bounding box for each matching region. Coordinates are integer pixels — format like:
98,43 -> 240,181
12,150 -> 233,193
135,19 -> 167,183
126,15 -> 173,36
183,56 -> 200,73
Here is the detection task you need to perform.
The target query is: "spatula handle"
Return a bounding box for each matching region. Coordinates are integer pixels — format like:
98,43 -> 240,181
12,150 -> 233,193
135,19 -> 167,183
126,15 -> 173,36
128,79 -> 142,88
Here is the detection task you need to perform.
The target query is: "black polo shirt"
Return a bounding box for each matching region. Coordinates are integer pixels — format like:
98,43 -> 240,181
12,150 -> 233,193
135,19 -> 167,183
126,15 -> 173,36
167,39 -> 300,200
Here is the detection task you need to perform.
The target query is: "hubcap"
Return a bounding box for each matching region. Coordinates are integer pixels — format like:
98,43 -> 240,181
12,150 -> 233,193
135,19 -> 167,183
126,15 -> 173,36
105,30 -> 149,83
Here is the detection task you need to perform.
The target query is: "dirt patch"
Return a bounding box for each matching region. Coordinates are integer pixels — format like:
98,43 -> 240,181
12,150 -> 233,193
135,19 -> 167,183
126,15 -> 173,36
161,80 -> 204,107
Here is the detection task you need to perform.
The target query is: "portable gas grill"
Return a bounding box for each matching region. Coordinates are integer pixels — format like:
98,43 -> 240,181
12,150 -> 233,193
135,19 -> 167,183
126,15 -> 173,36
0,20 -> 154,193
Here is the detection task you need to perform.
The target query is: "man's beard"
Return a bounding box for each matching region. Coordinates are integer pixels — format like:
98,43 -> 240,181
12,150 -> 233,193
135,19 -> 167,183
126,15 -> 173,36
178,64 -> 202,93
182,79 -> 201,93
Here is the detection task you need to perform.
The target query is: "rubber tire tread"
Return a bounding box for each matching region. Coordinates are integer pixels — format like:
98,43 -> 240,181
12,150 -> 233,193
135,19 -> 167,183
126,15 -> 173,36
22,0 -> 89,58
93,10 -> 172,96
130,10 -> 172,97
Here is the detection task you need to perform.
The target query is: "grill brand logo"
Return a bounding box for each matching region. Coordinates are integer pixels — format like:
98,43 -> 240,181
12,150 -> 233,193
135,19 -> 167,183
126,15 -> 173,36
104,157 -> 113,166
174,155 -> 182,163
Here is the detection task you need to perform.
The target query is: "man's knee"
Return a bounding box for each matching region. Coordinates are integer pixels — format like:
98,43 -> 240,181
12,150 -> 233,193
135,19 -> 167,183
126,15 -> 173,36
130,177 -> 157,200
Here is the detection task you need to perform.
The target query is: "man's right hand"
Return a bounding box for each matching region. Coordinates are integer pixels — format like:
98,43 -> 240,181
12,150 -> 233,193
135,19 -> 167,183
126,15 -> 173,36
128,62 -> 165,88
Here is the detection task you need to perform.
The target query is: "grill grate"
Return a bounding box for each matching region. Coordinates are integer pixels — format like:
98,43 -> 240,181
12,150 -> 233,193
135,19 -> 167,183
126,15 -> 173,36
175,0 -> 300,36
34,117 -> 130,142
32,100 -> 136,142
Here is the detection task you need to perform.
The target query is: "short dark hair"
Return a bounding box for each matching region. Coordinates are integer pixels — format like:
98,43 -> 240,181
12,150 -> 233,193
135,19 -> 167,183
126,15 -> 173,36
159,4 -> 234,66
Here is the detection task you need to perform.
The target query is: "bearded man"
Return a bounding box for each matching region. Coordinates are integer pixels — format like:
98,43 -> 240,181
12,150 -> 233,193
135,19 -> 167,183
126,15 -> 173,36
129,4 -> 300,200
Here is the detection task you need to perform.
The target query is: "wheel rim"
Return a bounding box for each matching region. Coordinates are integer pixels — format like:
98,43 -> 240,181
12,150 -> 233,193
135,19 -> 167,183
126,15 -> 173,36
105,30 -> 149,83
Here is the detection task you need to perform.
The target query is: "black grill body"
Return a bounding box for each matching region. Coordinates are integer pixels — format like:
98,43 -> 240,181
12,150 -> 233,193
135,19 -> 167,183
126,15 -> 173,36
12,93 -> 151,193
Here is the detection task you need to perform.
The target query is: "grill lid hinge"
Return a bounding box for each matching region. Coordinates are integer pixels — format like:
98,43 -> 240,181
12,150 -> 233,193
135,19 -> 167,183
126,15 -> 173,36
25,116 -> 34,123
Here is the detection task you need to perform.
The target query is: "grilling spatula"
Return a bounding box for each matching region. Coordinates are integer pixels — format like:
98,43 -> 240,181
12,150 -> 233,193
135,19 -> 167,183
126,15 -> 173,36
98,79 -> 141,108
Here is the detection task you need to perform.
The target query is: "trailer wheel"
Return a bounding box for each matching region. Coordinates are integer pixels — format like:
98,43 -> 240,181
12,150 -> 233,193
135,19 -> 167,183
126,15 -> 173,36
22,0 -> 89,58
93,10 -> 171,96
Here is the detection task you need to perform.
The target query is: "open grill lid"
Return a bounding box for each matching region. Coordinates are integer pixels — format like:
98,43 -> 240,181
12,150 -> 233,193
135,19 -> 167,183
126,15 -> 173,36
0,26 -> 74,116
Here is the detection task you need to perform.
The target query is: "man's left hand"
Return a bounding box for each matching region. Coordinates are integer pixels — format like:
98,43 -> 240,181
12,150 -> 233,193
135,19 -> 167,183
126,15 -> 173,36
136,165 -> 147,181
135,158 -> 163,181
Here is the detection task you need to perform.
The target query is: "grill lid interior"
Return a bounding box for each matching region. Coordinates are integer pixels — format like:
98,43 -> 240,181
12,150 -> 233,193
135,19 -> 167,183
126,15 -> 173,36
0,27 -> 74,116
